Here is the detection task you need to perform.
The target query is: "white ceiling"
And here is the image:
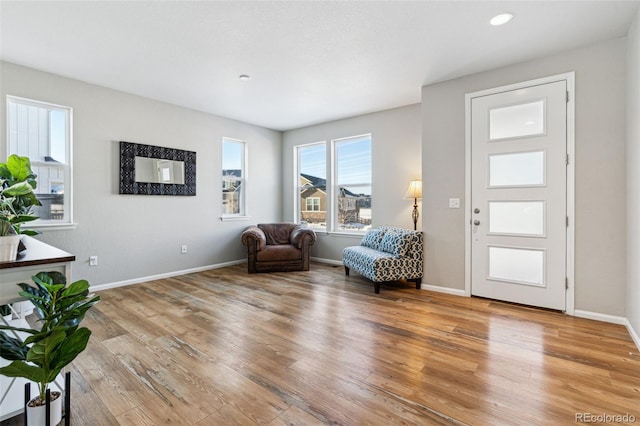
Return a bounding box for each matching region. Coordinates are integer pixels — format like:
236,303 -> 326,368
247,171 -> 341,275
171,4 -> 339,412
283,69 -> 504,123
1,1 -> 638,131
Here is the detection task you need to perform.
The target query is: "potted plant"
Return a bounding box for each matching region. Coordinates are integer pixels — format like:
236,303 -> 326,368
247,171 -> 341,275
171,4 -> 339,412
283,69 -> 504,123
0,154 -> 41,261
0,271 -> 100,425
0,219 -> 22,262
0,304 -> 12,322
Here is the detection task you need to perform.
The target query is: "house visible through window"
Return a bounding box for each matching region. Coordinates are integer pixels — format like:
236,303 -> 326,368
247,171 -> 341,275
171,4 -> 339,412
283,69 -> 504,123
295,134 -> 372,233
222,138 -> 246,216
334,135 -> 372,232
296,143 -> 327,230
6,96 -> 72,225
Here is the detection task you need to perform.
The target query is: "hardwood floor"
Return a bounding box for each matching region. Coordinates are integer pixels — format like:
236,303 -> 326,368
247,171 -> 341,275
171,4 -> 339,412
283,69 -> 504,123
4,262 -> 639,425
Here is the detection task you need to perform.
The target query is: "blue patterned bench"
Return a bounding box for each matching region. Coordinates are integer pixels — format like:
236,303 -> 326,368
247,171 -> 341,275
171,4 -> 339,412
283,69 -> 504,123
342,226 -> 423,293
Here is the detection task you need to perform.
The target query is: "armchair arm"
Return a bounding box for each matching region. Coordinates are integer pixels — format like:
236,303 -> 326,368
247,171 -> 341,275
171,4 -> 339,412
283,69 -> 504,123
290,226 -> 317,249
241,226 -> 267,251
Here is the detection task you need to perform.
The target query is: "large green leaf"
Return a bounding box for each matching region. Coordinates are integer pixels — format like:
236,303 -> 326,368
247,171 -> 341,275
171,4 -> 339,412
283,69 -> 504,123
43,283 -> 65,295
61,280 -> 90,298
0,331 -> 28,361
0,361 -> 46,383
26,329 -> 66,367
23,328 -> 54,346
52,327 -> 91,372
33,271 -> 65,287
9,214 -> 38,224
0,324 -> 38,334
3,181 -> 35,197
6,155 -> 33,183
0,164 -> 11,180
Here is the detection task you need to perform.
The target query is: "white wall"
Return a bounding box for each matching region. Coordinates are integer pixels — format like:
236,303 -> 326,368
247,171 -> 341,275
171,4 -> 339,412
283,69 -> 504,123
0,61 -> 282,287
282,104 -> 422,261
422,38 -> 628,316
627,9 -> 640,343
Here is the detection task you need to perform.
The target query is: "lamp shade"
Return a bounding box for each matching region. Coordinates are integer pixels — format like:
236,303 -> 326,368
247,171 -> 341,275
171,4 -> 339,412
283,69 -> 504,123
404,180 -> 422,199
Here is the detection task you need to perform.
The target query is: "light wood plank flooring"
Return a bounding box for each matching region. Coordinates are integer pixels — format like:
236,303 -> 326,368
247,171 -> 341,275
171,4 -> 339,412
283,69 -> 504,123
4,262 -> 639,425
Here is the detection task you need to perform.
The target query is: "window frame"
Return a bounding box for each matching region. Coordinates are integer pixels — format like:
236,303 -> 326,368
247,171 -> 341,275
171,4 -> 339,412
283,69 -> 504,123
294,134 -> 372,235
332,134 -> 372,234
221,137 -> 248,220
294,141 -> 327,232
6,95 -> 74,229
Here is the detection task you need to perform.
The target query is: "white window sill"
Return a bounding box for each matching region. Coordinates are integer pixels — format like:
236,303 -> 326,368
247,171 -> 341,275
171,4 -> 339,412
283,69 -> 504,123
328,231 -> 366,238
26,222 -> 78,232
220,215 -> 251,222
293,226 -> 365,238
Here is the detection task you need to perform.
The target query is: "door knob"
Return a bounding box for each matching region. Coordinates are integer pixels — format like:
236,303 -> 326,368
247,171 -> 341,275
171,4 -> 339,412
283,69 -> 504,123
474,208 -> 480,214
473,220 -> 480,226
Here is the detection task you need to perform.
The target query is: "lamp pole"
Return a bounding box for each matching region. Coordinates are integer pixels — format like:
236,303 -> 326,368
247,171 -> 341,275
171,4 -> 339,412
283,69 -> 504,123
411,198 -> 419,230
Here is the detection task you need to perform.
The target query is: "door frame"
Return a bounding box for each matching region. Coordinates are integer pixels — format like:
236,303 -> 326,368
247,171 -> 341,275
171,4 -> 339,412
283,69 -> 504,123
464,72 -> 575,315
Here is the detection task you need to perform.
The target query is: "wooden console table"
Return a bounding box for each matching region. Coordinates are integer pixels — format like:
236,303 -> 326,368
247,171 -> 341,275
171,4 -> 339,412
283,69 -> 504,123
0,236 -> 75,305
0,236 -> 75,421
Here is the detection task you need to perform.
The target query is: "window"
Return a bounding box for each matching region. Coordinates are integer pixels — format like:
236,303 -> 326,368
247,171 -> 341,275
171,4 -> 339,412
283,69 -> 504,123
222,138 -> 246,217
306,197 -> 320,211
6,96 -> 72,226
334,135 -> 372,232
295,143 -> 327,230
294,134 -> 372,233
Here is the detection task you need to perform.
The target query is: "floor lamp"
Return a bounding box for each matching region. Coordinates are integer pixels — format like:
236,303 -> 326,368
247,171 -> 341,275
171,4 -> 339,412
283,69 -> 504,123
404,180 -> 422,230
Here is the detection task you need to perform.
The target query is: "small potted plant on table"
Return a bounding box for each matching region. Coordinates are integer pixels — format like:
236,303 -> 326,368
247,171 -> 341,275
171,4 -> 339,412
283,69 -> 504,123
0,271 -> 100,425
0,154 -> 41,262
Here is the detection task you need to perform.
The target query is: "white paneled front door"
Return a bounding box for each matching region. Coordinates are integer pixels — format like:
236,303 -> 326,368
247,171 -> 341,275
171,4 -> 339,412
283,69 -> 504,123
470,80 -> 568,310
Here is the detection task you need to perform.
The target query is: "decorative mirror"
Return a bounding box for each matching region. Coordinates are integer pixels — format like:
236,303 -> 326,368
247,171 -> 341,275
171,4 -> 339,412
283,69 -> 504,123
119,141 -> 196,195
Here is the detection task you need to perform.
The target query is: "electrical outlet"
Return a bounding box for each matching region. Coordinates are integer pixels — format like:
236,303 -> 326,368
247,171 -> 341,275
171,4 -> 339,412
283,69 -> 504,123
89,256 -> 98,266
181,245 -> 187,254
449,198 -> 461,209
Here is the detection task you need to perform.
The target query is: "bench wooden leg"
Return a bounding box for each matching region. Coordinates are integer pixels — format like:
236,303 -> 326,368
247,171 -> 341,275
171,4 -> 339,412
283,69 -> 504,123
344,266 -> 350,276
414,278 -> 422,290
374,282 -> 380,294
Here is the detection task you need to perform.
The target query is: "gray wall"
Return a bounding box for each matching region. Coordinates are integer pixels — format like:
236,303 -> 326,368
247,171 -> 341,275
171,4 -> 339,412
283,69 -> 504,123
0,61 -> 282,287
627,10 -> 640,339
282,104 -> 422,261
422,38 -> 628,316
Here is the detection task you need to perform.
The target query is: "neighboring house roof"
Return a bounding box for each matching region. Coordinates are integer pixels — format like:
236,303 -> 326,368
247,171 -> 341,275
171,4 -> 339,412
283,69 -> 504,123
223,169 -> 242,178
339,187 -> 359,198
300,173 -> 326,191
300,173 -> 370,205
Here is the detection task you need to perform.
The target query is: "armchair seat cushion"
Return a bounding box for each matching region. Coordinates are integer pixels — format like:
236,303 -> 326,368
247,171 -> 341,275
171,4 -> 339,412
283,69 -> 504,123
256,244 -> 301,262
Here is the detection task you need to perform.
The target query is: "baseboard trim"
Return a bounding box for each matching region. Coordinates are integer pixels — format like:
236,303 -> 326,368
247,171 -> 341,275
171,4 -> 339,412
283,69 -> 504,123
420,284 -> 467,297
90,259 -> 246,292
573,309 -> 627,325
573,310 -> 640,352
624,318 -> 640,352
310,257 -> 344,266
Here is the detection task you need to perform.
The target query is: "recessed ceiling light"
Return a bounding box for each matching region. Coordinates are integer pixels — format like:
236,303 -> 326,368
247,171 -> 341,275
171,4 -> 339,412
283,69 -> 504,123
239,74 -> 251,81
490,13 -> 513,26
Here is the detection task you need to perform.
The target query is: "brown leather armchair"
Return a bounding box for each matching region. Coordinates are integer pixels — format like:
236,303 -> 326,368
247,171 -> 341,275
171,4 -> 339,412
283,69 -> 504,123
241,223 -> 316,273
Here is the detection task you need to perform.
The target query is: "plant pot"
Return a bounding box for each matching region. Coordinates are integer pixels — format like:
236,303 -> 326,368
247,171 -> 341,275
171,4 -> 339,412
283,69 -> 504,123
0,235 -> 21,262
26,391 -> 62,426
1,304 -> 12,322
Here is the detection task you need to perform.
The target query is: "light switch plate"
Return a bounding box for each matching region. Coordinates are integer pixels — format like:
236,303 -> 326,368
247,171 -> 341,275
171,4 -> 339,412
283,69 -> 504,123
449,198 -> 461,209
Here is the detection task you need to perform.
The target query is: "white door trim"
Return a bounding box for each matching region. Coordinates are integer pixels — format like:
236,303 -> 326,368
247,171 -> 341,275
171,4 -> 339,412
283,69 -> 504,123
464,72 -> 575,315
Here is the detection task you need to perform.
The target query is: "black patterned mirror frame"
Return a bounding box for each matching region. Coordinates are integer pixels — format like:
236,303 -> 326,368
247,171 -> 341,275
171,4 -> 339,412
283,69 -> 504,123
119,141 -> 196,196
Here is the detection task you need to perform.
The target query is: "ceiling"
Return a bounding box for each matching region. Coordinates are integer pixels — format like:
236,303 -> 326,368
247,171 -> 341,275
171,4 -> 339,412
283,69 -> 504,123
1,1 -> 638,131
